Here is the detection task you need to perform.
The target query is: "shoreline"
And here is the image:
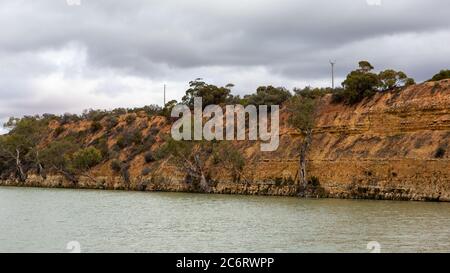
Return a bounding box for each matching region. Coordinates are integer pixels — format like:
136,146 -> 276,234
2,174 -> 448,202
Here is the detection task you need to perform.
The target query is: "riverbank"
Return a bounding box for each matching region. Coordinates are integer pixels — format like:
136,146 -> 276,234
1,168 -> 449,202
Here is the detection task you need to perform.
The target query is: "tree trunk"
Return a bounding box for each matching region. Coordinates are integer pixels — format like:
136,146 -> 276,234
15,149 -> 27,182
194,155 -> 210,192
199,172 -> 209,191
54,167 -> 78,184
35,150 -> 46,179
299,129 -> 312,187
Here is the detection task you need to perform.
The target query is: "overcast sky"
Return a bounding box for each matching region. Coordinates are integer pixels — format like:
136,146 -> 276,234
1,0 -> 449,132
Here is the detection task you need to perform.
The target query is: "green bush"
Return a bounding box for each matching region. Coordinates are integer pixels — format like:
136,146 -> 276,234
338,61 -> 380,104
160,100 -> 178,118
116,130 -> 142,149
287,96 -> 315,132
93,137 -> 109,159
132,131 -> 143,144
140,105 -> 162,116
125,114 -> 136,125
213,142 -> 245,177
378,69 -> 415,90
90,121 -> 102,132
244,85 -> 292,107
155,137 -> 193,160
110,159 -> 122,173
82,109 -> 108,122
429,70 -> 450,81
110,158 -> 130,182
116,136 -> 127,149
293,86 -> 334,99
106,116 -> 119,130
40,139 -> 80,170
72,147 -> 103,171
60,113 -> 81,125
182,79 -> 235,108
342,72 -> 379,103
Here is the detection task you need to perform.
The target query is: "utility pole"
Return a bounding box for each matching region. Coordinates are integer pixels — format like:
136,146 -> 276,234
163,84 -> 166,106
330,60 -> 336,89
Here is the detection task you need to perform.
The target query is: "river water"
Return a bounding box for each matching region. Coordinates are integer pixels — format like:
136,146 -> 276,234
0,186 -> 449,253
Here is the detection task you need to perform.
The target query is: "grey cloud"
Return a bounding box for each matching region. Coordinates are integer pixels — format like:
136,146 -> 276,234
0,0 -> 449,124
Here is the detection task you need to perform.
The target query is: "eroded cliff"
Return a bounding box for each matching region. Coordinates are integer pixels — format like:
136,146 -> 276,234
1,80 -> 449,201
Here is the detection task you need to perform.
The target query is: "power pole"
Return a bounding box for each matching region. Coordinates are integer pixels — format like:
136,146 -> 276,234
163,84 -> 166,106
330,60 -> 336,89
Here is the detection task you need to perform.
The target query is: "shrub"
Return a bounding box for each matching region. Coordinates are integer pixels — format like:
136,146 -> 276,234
40,139 -> 80,170
181,79 -> 235,108
144,152 -> 156,163
213,142 -> 245,178
116,136 -> 127,149
90,121 -> 102,132
155,137 -> 193,160
143,134 -> 156,146
160,100 -> 178,118
110,159 -> 122,173
429,70 -> 450,81
72,147 -> 103,171
106,116 -> 119,130
226,148 -> 245,172
93,137 -> 109,159
111,108 -> 127,116
341,61 -> 380,104
116,130 -> 142,149
212,152 -> 221,165
435,147 -> 446,158
140,105 -> 162,116
132,131 -> 143,144
378,69 -> 415,90
244,85 -> 292,107
149,126 -> 160,136
287,96 -> 315,132
125,114 -> 136,125
309,176 -> 320,187
54,126 -> 65,137
108,159 -> 130,182
60,113 -> 80,125
115,126 -> 124,133
82,109 -> 108,121
293,86 -> 334,99
120,163 -> 131,183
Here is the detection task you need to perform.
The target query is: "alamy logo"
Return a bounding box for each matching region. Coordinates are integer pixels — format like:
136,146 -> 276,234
366,0 -> 382,6
66,241 -> 81,253
171,97 -> 279,152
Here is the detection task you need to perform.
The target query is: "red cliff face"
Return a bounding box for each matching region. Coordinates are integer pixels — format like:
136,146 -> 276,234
2,80 -> 450,201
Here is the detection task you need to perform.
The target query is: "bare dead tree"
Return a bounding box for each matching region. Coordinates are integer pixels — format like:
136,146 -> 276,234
15,149 -> 27,182
0,147 -> 27,182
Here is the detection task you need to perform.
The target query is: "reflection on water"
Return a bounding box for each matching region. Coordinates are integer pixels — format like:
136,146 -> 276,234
1,187 -> 449,253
